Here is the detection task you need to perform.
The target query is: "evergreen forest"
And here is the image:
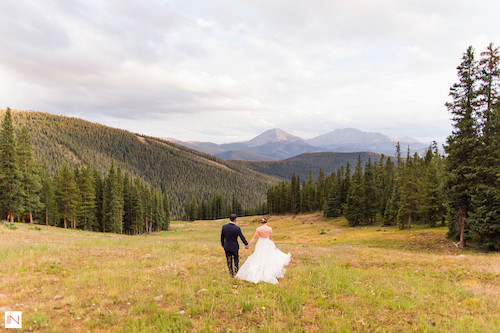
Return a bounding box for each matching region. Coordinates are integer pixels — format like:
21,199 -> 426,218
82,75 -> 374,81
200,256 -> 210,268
238,151 -> 382,181
0,108 -> 170,233
0,109 -> 279,219
264,44 -> 499,250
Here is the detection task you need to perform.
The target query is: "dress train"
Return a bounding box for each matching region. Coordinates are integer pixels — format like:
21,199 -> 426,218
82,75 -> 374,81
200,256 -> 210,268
235,237 -> 291,284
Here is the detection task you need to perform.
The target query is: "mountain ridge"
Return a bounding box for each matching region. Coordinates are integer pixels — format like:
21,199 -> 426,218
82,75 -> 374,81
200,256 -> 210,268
2,109 -> 280,217
165,127 -> 429,160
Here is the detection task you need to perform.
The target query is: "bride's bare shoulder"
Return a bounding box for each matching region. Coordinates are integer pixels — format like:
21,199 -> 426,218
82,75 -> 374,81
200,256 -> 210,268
257,225 -> 271,230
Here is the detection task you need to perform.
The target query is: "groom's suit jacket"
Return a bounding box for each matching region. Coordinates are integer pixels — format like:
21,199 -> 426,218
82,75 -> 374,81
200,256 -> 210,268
221,223 -> 248,252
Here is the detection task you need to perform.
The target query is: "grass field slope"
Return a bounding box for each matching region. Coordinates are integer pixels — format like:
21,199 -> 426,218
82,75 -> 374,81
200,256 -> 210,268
1,215 -> 498,332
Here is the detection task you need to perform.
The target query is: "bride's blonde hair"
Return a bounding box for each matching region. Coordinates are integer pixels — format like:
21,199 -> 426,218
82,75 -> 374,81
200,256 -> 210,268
261,217 -> 268,224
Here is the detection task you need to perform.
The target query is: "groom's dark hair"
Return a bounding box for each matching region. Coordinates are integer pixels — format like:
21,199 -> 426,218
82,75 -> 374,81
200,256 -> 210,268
230,214 -> 237,222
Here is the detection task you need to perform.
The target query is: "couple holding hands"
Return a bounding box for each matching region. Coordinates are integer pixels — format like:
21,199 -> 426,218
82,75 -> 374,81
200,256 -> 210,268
220,214 -> 291,285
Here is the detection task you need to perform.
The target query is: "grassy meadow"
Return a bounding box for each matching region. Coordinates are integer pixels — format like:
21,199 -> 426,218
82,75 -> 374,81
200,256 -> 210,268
0,214 -> 499,332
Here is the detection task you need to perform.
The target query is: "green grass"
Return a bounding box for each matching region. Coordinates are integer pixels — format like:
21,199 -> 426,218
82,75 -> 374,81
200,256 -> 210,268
0,215 -> 499,332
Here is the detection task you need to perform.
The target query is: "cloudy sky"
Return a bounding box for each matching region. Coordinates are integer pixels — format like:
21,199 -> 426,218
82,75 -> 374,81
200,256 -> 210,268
0,0 -> 499,144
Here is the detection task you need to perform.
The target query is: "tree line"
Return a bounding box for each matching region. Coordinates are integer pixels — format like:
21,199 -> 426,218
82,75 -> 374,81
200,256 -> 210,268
0,108 -> 170,234
182,193 -> 267,221
265,44 -> 499,250
3,109 -> 274,218
266,144 -> 446,226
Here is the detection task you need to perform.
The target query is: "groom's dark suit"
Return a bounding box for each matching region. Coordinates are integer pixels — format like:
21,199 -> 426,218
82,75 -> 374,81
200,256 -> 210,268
221,222 -> 248,276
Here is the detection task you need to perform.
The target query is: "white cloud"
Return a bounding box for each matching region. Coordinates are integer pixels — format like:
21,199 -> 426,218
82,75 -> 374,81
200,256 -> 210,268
0,0 -> 498,144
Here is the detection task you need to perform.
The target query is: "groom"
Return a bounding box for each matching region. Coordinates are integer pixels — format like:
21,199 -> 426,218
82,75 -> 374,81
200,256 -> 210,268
221,214 -> 248,277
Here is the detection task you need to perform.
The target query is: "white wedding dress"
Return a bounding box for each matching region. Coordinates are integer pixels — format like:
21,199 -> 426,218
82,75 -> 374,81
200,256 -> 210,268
235,237 -> 291,284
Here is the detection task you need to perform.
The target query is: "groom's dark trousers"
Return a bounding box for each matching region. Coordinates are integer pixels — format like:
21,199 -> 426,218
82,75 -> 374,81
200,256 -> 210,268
221,222 -> 248,276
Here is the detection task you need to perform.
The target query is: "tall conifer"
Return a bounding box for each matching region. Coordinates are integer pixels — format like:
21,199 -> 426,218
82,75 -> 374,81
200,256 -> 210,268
39,160 -> 53,226
103,163 -> 121,233
16,126 -> 43,223
0,108 -> 24,221
383,143 -> 402,226
122,173 -> 133,234
418,147 -> 443,227
468,43 -> 500,249
444,46 -> 481,248
55,163 -> 78,229
93,169 -> 104,232
363,158 -> 377,224
290,172 -> 301,214
397,150 -> 419,229
77,164 -> 96,230
163,190 -> 170,231
344,156 -> 365,226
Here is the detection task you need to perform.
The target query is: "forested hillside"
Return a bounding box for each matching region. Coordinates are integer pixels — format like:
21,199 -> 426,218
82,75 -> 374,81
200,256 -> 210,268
237,151 -> 382,181
2,110 -> 279,217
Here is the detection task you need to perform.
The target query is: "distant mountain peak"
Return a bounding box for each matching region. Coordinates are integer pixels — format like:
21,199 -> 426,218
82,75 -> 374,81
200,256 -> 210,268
308,128 -> 397,145
247,128 -> 307,147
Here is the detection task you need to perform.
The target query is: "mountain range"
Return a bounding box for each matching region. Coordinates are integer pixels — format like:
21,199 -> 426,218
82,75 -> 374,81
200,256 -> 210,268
165,128 -> 429,161
3,109 -> 430,216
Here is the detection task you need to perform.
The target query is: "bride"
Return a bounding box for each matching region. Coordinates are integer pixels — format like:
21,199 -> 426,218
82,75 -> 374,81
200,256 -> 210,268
235,217 -> 291,284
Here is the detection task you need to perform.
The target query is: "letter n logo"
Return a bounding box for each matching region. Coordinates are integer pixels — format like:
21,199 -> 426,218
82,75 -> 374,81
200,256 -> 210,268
5,311 -> 22,328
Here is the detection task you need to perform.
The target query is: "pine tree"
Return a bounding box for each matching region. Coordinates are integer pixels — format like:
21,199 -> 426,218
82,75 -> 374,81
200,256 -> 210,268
16,126 -> 43,223
116,166 -> 124,233
304,171 -> 316,211
186,195 -> 198,221
342,163 -> 351,210
418,146 -> 443,227
163,190 -> 170,230
291,172 -> 300,214
468,43 -> 500,250
344,156 -> 365,226
122,173 -> 133,234
231,194 -> 243,216
76,164 -> 96,230
363,158 -> 377,224
0,108 -> 24,222
103,163 -> 122,233
278,182 -> 290,213
152,189 -> 164,231
93,169 -> 104,232
213,194 -> 221,219
397,150 -> 419,229
316,168 -> 326,210
324,171 -> 342,218
39,160 -> 53,226
144,185 -> 153,233
55,163 -> 78,229
444,46 -> 481,248
383,143 -> 402,226
378,156 -> 394,219
132,178 -> 145,234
